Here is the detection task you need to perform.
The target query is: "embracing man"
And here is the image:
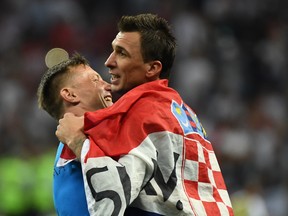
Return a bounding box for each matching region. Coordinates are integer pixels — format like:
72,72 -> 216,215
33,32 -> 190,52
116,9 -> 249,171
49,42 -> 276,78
56,14 -> 234,216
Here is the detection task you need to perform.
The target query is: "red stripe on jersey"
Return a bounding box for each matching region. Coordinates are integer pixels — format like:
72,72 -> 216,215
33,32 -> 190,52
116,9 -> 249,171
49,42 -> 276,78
60,144 -> 76,159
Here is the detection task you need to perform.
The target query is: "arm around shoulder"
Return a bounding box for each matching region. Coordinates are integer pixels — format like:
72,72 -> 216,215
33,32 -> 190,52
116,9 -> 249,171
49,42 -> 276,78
55,113 -> 86,159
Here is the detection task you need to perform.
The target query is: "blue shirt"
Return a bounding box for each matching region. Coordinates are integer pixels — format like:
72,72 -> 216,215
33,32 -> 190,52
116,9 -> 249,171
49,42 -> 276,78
53,143 -> 89,216
53,143 -> 161,216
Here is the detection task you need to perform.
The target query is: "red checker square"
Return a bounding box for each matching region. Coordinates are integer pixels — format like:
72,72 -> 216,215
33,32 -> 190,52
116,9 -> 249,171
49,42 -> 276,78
202,201 -> 221,216
185,140 -> 199,161
227,206 -> 234,215
203,149 -> 212,169
198,162 -> 210,183
213,187 -> 224,203
184,179 -> 200,200
212,171 -> 227,190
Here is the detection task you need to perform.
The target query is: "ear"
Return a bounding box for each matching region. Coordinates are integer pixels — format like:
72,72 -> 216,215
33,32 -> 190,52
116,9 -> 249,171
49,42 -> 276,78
60,88 -> 80,103
146,60 -> 162,79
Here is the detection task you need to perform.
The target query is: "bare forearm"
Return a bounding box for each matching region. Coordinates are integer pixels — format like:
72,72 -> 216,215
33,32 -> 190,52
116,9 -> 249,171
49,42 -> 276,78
66,134 -> 86,159
55,113 -> 86,159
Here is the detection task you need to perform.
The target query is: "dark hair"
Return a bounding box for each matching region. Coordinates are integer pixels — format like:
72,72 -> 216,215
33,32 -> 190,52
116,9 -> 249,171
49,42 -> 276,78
118,13 -> 176,79
37,53 -> 89,120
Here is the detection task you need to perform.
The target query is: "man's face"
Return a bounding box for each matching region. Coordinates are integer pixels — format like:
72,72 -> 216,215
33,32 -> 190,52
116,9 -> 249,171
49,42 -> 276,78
105,32 -> 149,94
69,64 -> 113,111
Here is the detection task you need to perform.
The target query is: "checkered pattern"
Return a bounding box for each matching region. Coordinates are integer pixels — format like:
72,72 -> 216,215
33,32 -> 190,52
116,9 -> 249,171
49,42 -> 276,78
184,134 -> 233,215
83,80 -> 234,215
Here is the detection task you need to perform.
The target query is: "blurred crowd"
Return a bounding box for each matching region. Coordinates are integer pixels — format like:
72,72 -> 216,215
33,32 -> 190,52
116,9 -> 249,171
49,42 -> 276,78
0,0 -> 287,215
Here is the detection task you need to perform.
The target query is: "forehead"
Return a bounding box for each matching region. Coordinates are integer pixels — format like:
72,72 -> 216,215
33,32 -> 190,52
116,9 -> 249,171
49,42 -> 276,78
70,64 -> 101,79
113,32 -> 141,49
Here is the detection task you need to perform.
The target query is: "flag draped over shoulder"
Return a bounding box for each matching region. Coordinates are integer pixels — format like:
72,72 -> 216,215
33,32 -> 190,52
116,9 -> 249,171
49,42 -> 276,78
83,79 -> 179,159
80,79 -> 234,216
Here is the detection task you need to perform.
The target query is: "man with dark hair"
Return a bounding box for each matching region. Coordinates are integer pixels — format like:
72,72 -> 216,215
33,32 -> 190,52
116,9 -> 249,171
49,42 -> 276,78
57,14 -> 234,215
37,52 -> 113,215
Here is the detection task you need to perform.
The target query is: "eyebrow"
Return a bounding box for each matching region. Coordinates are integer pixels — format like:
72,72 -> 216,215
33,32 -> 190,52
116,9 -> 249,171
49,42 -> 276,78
115,45 -> 131,57
113,44 -> 125,51
111,38 -> 128,52
95,73 -> 101,80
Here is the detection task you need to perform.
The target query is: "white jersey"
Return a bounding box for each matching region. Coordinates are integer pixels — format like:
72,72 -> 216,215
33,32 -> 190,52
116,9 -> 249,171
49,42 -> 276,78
80,80 -> 233,216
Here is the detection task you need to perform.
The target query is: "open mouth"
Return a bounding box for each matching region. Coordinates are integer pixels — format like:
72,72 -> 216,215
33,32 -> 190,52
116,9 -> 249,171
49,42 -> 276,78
110,74 -> 120,83
99,94 -> 113,108
104,95 -> 112,102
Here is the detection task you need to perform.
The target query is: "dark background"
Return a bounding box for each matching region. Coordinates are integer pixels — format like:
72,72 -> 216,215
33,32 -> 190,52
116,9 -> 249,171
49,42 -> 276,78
0,0 -> 287,215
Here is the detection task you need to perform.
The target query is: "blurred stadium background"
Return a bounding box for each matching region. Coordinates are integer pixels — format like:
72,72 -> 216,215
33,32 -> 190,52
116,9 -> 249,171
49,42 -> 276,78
0,0 -> 287,215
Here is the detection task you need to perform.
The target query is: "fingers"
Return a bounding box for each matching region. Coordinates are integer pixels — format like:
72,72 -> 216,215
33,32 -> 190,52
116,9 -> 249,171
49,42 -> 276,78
55,112 -> 84,144
63,112 -> 75,118
55,123 -> 63,142
55,124 -> 61,137
57,113 -> 77,127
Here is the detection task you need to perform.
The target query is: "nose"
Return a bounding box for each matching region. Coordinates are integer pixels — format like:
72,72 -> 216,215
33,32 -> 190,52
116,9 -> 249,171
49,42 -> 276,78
104,51 -> 116,68
103,81 -> 112,92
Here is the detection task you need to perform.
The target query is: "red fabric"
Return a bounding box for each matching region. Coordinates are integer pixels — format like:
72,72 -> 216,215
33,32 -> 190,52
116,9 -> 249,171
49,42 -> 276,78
81,79 -> 234,215
61,144 -> 76,159
83,79 -> 180,160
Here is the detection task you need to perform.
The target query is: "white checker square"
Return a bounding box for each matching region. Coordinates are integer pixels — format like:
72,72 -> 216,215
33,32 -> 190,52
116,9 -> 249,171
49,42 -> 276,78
208,152 -> 221,171
218,189 -> 232,207
217,202 -> 230,215
198,182 -> 215,202
184,159 -> 199,181
190,198 -> 207,216
207,167 -> 216,187
197,142 -> 205,163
